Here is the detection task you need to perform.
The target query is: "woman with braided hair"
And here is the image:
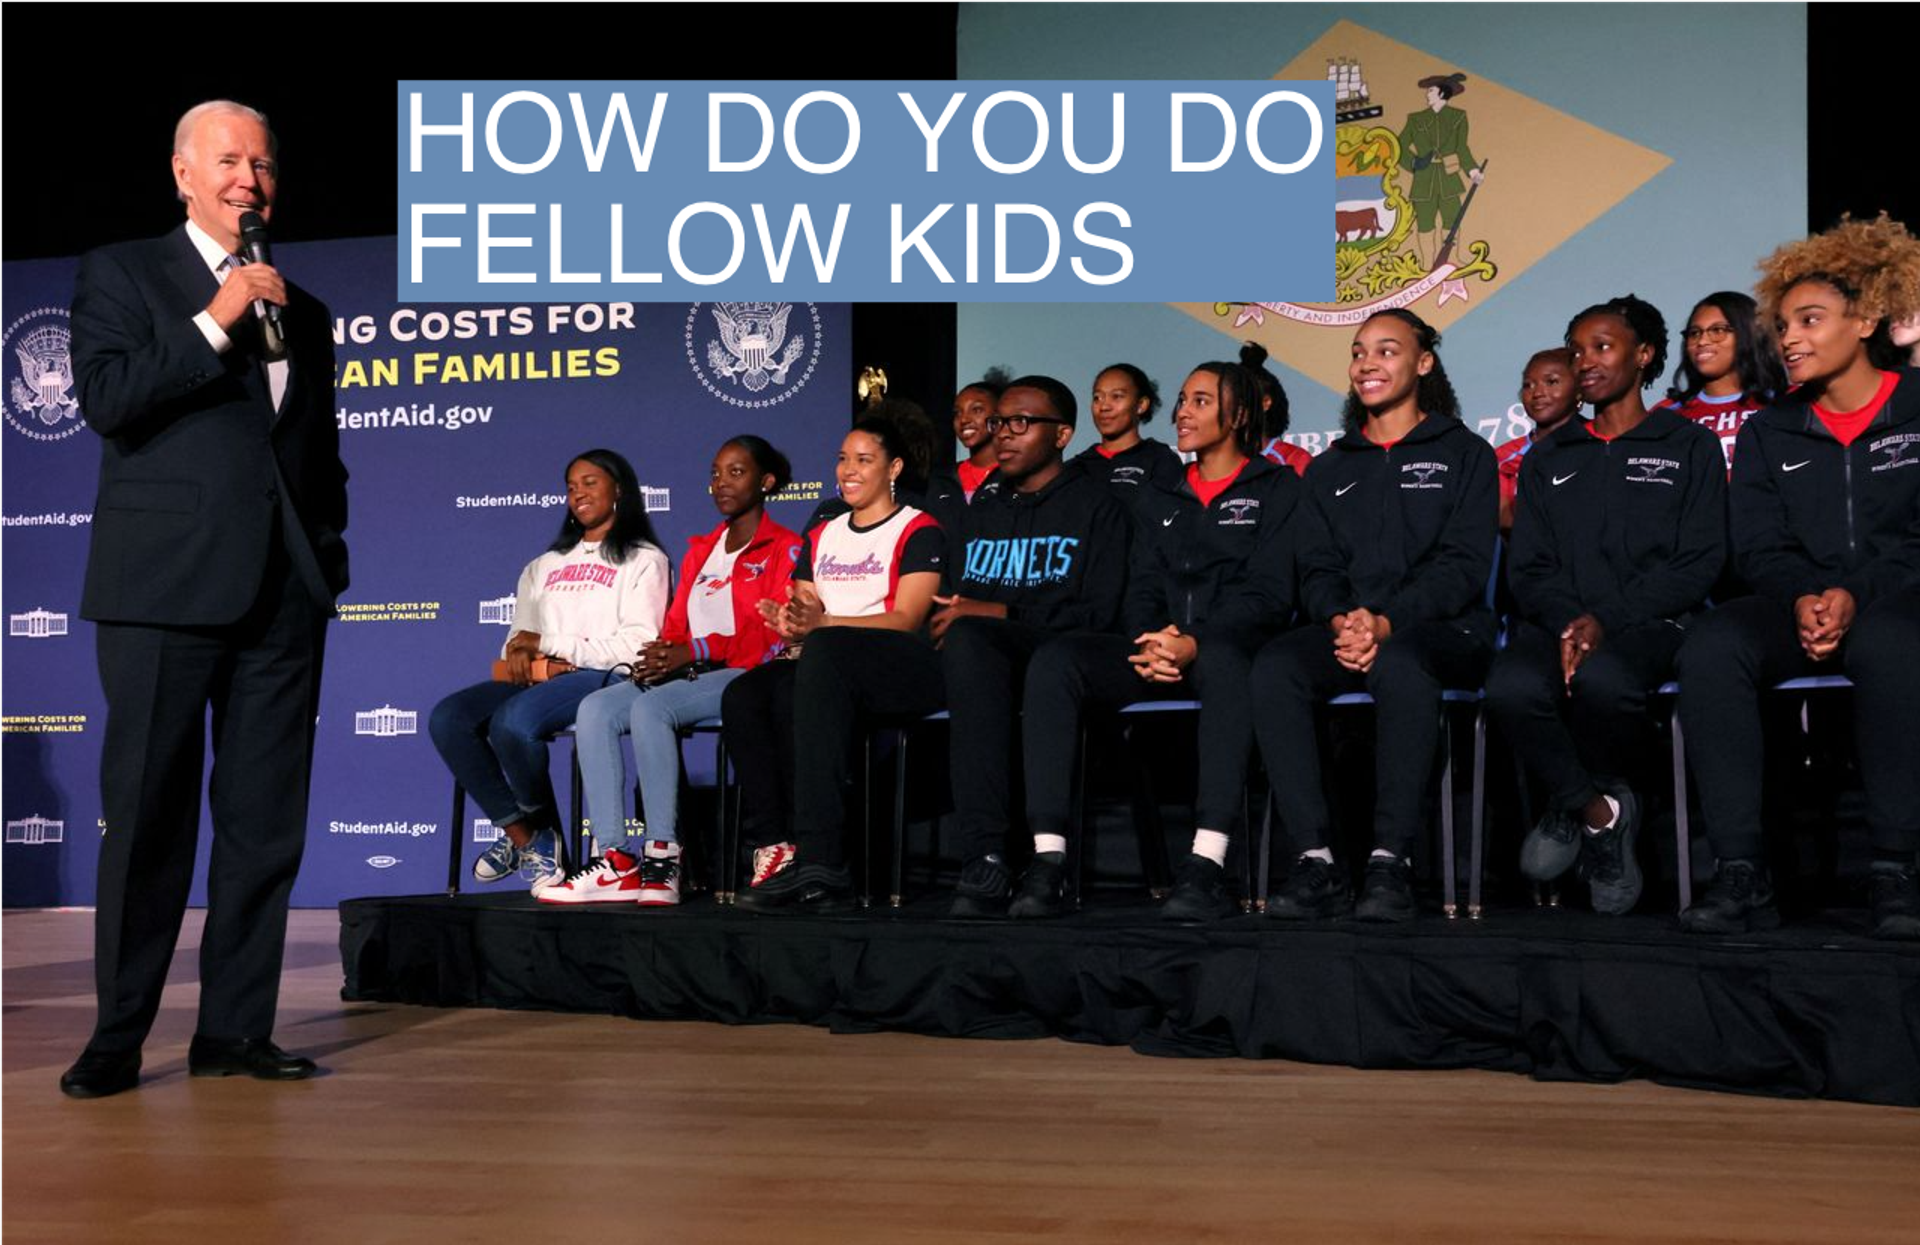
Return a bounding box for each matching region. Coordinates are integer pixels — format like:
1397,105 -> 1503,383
1678,215 -> 1920,938
1489,295 -> 1727,917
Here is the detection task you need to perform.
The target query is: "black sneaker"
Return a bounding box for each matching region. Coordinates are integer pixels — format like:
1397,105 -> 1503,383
949,854 -> 1011,918
1869,860 -> 1920,941
1008,852 -> 1067,919
1265,853 -> 1351,920
1577,788 -> 1642,915
1518,808 -> 1581,882
734,852 -> 852,912
1354,854 -> 1417,923
1161,854 -> 1235,922
1679,859 -> 1779,934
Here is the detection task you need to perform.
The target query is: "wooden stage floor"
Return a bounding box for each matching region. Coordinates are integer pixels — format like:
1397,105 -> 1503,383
6,909 -> 1918,1244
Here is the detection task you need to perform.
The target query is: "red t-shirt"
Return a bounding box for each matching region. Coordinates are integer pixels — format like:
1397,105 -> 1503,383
956,458 -> 994,499
1186,460 -> 1247,508
1813,371 -> 1898,448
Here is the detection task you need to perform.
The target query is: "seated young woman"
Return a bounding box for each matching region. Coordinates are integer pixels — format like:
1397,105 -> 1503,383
1012,360 -> 1300,921
1252,309 -> 1497,923
429,449 -> 670,891
541,436 -> 799,906
1678,215 -> 1920,938
1070,362 -> 1184,502
1489,295 -> 1726,917
726,417 -> 947,909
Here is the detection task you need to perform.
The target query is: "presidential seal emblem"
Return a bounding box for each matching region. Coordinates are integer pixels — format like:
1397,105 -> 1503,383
685,302 -> 823,409
4,308 -> 83,443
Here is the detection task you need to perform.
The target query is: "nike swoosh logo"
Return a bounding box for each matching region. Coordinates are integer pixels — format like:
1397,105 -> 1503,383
1782,460 -> 1811,472
1162,515 -> 1176,526
596,873 -> 628,887
1551,473 -> 1578,486
1335,482 -> 1358,497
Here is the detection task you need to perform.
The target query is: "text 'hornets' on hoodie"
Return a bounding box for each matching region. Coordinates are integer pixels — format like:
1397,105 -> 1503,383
1126,454 -> 1301,651
1295,414 -> 1498,630
958,459 -> 1131,633
1509,408 -> 1728,635
1731,367 -> 1920,608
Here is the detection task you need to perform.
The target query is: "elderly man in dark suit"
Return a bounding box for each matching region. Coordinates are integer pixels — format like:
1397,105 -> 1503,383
60,100 -> 348,1098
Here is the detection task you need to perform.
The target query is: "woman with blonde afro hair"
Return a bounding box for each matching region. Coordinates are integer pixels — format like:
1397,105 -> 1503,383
1676,213 -> 1920,941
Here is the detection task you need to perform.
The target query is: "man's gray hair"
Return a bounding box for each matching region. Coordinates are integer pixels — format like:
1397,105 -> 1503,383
173,100 -> 277,160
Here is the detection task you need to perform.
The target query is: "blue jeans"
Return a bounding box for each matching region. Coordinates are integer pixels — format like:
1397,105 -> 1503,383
428,671 -> 615,829
575,668 -> 741,851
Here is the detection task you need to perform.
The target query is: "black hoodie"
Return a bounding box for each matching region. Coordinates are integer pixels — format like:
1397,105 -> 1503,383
1125,454 -> 1301,650
1731,368 -> 1920,608
1071,437 -> 1185,508
957,459 -> 1131,632
1296,415 -> 1497,628
1509,408 -> 1727,634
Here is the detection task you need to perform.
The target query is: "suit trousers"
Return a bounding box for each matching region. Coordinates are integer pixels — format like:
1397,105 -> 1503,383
91,546 -> 326,1050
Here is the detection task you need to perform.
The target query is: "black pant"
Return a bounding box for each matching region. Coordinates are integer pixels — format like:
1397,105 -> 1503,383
721,660 -> 797,848
943,616 -> 1073,860
788,628 -> 945,865
1252,619 -> 1492,859
1487,620 -> 1684,815
1677,589 -> 1920,858
92,553 -> 325,1051
1022,631 -> 1259,842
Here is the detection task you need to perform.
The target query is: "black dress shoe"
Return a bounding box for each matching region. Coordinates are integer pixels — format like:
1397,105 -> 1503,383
188,1036 -> 320,1081
60,1047 -> 142,1099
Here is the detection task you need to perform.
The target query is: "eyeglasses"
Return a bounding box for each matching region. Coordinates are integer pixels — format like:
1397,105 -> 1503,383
1680,323 -> 1734,343
985,415 -> 1070,435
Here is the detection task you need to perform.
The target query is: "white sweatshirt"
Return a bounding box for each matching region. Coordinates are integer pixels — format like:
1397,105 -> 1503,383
504,540 -> 670,670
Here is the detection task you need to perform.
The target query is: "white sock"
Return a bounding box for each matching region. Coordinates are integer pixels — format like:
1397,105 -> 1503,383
1191,830 -> 1230,866
1301,846 -> 1334,864
1370,848 -> 1405,863
1585,795 -> 1620,835
1034,833 -> 1068,856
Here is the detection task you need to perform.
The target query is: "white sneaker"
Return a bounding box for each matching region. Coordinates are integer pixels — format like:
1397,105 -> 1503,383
636,841 -> 682,907
537,847 -> 641,904
519,828 -> 566,894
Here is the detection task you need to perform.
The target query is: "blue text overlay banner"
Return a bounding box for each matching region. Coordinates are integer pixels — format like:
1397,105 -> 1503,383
400,81 -> 1335,302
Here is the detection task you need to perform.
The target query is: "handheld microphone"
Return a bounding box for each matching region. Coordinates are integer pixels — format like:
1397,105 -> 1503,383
237,211 -> 285,357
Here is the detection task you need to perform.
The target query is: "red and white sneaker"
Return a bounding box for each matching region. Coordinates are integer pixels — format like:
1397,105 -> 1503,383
635,840 -> 682,907
537,847 -> 641,904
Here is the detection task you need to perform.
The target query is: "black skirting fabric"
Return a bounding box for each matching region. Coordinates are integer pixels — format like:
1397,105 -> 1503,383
338,895 -> 1920,1107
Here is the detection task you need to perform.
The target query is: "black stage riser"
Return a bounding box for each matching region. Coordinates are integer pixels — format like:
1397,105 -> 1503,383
339,896 -> 1920,1108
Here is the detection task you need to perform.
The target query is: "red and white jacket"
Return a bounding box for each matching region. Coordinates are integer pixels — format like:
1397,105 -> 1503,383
658,515 -> 802,669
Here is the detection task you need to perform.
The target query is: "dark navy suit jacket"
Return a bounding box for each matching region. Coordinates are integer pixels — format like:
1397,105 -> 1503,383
72,225 -> 347,624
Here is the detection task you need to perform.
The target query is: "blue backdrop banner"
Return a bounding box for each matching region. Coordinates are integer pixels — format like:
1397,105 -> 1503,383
2,235 -> 850,908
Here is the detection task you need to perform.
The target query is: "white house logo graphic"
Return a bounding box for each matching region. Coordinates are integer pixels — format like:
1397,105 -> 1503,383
472,818 -> 501,843
478,596 -> 516,626
5,815 -> 65,845
9,608 -> 69,638
642,487 -> 672,513
353,705 -> 419,737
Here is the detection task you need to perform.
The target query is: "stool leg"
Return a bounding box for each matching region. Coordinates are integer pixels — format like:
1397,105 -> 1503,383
1468,704 -> 1487,920
714,735 -> 733,904
1672,707 -> 1693,914
1072,725 -> 1089,911
1256,793 -> 1275,912
891,728 -> 909,908
448,785 -> 467,897
1439,706 -> 1458,919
